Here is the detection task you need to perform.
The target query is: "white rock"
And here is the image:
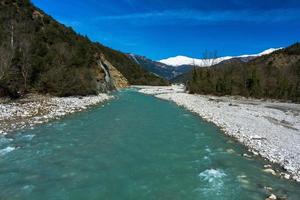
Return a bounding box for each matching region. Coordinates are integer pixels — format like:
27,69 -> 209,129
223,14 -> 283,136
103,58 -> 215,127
243,153 -> 252,158
263,169 -> 276,176
266,194 -> 277,200
226,149 -> 235,154
251,150 -> 259,156
284,173 -> 290,180
264,165 -> 272,168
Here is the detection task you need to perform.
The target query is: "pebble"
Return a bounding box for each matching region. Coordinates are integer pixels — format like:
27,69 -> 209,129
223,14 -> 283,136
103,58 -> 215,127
284,174 -> 291,180
250,150 -> 259,156
243,153 -> 252,158
263,168 -> 277,176
264,164 -> 272,168
280,172 -> 291,180
226,149 -> 235,154
0,94 -> 112,135
266,194 -> 277,200
292,175 -> 300,182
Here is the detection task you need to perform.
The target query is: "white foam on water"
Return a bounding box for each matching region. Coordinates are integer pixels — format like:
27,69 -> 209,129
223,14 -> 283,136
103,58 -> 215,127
237,175 -> 250,188
0,146 -> 16,156
199,169 -> 226,183
197,169 -> 227,196
205,147 -> 212,153
22,185 -> 35,193
21,134 -> 35,141
226,149 -> 235,154
192,159 -> 200,163
0,137 -> 13,145
49,122 -> 66,130
195,133 -> 205,140
183,114 -> 191,117
203,156 -> 210,160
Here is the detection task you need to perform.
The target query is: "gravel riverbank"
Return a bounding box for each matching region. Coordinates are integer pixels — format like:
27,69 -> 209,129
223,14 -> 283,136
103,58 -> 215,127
0,94 -> 112,135
136,85 -> 300,182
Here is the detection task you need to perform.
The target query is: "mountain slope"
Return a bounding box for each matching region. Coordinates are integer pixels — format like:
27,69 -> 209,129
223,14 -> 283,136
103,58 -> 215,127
128,54 -> 192,80
0,0 -> 167,98
186,43 -> 300,102
99,49 -> 168,86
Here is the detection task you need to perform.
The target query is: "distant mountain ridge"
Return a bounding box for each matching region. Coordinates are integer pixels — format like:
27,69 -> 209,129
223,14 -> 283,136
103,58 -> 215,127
128,54 -> 192,80
159,48 -> 282,67
128,48 -> 282,81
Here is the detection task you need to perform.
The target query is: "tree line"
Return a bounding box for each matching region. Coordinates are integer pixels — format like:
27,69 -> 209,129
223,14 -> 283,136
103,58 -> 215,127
187,44 -> 300,102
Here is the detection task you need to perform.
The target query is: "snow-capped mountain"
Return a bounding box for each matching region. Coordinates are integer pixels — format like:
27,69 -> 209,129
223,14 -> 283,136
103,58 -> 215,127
159,48 -> 282,67
128,47 -> 283,81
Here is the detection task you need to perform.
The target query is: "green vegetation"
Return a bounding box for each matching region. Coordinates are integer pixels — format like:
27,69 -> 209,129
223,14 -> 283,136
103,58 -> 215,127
187,43 -> 300,102
0,0 -> 167,98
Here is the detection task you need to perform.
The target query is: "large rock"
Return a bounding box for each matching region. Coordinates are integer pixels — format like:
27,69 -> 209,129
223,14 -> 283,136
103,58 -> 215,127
100,54 -> 129,89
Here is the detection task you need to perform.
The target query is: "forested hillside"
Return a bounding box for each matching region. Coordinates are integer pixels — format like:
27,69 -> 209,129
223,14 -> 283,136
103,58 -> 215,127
187,43 -> 300,102
0,0 -> 167,98
128,54 -> 193,80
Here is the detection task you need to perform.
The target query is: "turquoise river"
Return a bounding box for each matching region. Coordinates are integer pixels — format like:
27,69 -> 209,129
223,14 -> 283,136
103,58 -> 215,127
0,90 -> 299,199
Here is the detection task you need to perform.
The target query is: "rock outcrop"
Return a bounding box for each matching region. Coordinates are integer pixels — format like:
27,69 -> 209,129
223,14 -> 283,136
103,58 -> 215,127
93,54 -> 129,93
99,54 -> 129,89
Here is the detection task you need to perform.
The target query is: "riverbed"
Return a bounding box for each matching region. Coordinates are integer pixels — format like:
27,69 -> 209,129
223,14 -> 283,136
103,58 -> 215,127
0,89 -> 299,199
137,85 -> 300,182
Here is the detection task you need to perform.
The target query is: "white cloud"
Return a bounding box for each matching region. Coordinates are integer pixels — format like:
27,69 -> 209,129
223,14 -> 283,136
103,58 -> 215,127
94,9 -> 300,24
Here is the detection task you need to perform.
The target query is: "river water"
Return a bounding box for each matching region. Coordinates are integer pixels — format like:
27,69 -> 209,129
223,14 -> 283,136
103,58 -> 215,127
0,89 -> 299,199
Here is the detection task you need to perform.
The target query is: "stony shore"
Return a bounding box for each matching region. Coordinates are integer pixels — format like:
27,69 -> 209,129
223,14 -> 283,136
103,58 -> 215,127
0,94 -> 112,135
136,85 -> 300,182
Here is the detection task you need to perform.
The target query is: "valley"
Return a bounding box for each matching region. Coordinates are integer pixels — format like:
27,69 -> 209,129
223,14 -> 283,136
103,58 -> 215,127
0,0 -> 299,199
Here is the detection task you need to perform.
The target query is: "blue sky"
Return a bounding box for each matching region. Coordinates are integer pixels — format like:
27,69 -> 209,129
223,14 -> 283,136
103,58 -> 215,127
32,0 -> 300,60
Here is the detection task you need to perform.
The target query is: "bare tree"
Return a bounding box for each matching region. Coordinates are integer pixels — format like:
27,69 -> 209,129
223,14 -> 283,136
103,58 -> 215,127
0,46 -> 12,82
202,50 -> 218,67
0,20 -> 16,82
10,20 -> 15,49
19,38 -> 32,92
192,58 -> 196,67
